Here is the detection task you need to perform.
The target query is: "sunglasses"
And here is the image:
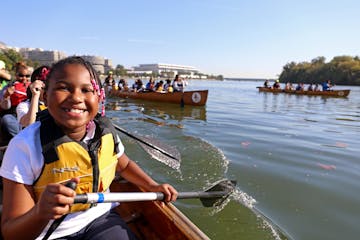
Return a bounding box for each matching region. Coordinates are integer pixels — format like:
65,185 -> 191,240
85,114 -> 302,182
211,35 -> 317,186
18,74 -> 30,78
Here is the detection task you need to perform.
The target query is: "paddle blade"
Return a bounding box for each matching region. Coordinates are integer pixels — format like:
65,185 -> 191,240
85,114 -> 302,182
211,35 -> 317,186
138,136 -> 181,170
200,179 -> 236,207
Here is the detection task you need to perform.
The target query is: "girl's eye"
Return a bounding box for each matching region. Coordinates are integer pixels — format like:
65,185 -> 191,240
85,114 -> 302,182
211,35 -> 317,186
57,85 -> 69,91
82,87 -> 95,93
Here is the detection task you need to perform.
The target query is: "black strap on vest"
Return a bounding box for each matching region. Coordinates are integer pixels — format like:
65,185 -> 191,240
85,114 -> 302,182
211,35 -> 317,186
42,215 -> 67,240
42,182 -> 76,240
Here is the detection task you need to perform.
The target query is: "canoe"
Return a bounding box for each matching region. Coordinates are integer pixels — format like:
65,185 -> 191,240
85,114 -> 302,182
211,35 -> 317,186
257,87 -> 350,97
109,89 -> 208,106
110,179 -> 210,240
0,178 -> 209,240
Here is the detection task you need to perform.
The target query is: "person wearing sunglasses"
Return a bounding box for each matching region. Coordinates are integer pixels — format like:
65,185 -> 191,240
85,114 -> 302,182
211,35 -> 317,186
0,62 -> 31,144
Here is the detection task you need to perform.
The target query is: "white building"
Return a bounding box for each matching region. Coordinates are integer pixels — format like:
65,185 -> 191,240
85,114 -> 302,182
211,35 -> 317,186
20,48 -> 67,66
132,63 -> 199,78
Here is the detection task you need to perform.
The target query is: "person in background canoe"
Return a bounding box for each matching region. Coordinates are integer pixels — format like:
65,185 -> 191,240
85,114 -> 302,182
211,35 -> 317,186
145,77 -> 155,91
284,82 -> 294,91
104,71 -> 114,93
16,65 -> 50,128
0,60 -> 12,90
263,79 -> 270,88
272,79 -> 281,89
172,74 -> 185,92
0,56 -> 178,240
307,83 -> 314,91
132,78 -> 145,92
104,71 -> 114,86
314,83 -> 321,91
118,79 -> 130,92
0,62 -> 31,143
295,83 -> 304,91
322,80 -> 333,91
155,80 -> 164,92
164,79 -> 173,93
111,78 -> 118,91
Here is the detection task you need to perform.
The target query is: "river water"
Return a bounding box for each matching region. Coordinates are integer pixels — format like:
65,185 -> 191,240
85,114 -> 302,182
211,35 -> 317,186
106,79 -> 360,240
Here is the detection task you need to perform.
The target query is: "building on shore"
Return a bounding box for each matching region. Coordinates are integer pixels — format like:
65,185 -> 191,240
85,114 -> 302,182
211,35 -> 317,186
131,63 -> 200,78
20,48 -> 67,66
79,55 -> 112,74
0,42 -> 112,74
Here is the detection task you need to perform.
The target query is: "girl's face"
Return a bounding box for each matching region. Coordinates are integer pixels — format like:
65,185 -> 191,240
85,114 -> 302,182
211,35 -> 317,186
44,64 -> 100,137
16,68 -> 30,83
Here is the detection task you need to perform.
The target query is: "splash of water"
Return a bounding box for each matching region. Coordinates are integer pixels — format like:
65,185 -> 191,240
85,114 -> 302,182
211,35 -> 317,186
218,187 -> 288,240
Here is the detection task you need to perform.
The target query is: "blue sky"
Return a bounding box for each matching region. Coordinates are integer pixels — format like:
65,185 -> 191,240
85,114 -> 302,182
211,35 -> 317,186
2,0 -> 360,78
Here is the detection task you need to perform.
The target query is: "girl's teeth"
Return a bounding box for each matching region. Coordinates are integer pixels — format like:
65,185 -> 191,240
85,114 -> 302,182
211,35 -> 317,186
67,109 -> 84,113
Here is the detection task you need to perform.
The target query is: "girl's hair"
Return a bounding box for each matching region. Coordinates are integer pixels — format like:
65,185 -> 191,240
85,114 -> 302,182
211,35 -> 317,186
46,56 -> 101,89
46,56 -> 106,116
15,62 -> 28,74
26,65 -> 50,99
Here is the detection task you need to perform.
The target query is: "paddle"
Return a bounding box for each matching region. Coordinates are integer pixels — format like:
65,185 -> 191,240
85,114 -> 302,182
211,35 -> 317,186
113,123 -> 181,170
180,92 -> 185,107
40,179 -> 234,239
73,179 -> 236,208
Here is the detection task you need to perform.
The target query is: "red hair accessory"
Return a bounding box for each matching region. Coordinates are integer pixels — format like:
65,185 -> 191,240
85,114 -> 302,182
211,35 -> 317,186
39,67 -> 50,81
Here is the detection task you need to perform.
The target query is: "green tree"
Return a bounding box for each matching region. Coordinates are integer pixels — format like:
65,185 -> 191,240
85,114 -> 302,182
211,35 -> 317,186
279,55 -> 360,86
114,64 -> 127,76
0,49 -> 25,72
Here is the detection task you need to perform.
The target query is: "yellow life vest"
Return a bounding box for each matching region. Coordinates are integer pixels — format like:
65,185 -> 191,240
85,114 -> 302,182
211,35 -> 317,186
33,111 -> 119,212
39,104 -> 47,111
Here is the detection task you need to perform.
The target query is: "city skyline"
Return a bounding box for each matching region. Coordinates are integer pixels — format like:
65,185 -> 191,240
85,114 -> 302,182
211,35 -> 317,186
2,0 -> 360,78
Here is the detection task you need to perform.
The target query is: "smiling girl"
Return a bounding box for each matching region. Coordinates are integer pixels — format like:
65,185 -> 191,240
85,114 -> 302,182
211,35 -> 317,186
0,56 -> 178,240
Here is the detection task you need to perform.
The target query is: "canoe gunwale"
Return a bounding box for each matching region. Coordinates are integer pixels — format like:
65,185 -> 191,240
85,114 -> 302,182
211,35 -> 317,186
111,180 -> 210,240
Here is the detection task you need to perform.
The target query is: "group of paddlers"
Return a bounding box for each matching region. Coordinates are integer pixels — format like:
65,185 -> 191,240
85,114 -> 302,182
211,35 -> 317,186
104,73 -> 188,94
264,79 -> 333,91
0,60 -> 50,146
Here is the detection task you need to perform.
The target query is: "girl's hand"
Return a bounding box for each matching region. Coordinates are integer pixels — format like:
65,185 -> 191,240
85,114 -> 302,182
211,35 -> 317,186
148,183 -> 178,203
3,86 -> 15,98
30,80 -> 45,96
34,178 -> 79,220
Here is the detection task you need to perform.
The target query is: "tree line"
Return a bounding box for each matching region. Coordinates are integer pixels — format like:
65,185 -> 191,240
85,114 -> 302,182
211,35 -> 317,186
279,56 -> 360,86
0,49 -> 40,74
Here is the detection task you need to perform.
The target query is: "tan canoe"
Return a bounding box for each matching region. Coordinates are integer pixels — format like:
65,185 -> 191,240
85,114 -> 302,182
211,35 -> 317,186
257,87 -> 350,97
111,180 -> 210,240
109,90 -> 208,106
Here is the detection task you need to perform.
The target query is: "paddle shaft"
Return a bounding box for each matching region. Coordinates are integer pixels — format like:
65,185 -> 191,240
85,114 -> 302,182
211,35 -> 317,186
74,191 -> 228,204
112,123 -> 179,161
180,92 -> 185,107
